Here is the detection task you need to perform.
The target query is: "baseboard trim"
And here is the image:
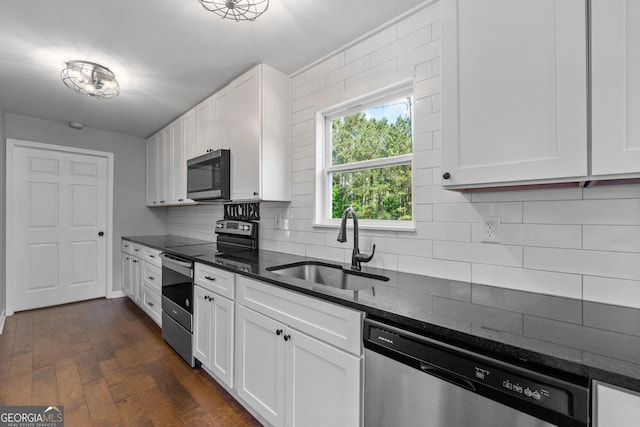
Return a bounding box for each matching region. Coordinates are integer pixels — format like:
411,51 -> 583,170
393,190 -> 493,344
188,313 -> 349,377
108,291 -> 126,299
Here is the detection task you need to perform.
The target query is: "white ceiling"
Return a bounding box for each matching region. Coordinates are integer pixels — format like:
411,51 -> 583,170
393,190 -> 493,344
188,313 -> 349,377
0,0 -> 427,138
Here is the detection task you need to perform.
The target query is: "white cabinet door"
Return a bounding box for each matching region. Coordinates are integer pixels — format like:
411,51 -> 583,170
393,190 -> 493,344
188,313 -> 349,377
195,282 -> 235,388
210,295 -> 234,388
195,96 -> 214,157
121,252 -> 131,298
213,87 -> 233,151
236,305 -> 286,427
160,127 -> 171,205
594,382 -> 640,427
231,66 -> 261,200
591,0 -> 640,178
441,0 -> 588,188
194,285 -> 211,367
145,132 -> 161,205
169,118 -> 189,203
183,107 -> 196,162
285,328 -> 361,427
131,256 -> 142,305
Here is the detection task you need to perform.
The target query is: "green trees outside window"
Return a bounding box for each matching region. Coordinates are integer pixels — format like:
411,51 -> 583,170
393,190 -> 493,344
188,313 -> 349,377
330,98 -> 413,221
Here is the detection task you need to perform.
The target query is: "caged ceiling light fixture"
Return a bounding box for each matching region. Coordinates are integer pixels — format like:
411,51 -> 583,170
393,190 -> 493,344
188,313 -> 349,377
60,60 -> 120,99
197,0 -> 269,22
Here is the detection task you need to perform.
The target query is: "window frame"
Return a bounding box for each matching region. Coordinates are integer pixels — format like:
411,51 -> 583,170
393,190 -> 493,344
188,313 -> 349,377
314,80 -> 416,231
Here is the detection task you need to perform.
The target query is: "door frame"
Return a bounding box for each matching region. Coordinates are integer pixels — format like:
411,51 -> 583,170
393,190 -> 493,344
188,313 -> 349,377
5,139 -> 114,316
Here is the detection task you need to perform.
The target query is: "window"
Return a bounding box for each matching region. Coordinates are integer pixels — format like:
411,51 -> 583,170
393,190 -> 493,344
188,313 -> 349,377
315,83 -> 414,230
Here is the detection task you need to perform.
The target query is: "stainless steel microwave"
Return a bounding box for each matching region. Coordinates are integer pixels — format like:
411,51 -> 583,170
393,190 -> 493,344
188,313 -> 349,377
187,149 -> 230,201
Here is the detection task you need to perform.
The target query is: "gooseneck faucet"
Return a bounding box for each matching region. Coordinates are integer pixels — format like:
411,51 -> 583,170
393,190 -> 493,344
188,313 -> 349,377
337,207 -> 376,271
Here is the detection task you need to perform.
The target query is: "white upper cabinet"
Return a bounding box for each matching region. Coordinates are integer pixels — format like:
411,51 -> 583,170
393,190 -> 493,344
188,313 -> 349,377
229,64 -> 290,201
146,131 -> 161,206
146,114 -> 194,206
591,0 -> 640,179
146,63 -> 290,204
195,96 -> 214,157
183,107 -> 196,164
441,0 -> 588,189
213,87 -> 233,151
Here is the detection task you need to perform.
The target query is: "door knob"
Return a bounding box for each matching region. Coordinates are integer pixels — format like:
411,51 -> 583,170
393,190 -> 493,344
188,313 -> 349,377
98,231 -> 104,236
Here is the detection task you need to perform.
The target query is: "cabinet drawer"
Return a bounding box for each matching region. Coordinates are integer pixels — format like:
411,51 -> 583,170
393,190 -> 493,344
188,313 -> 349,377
122,240 -> 132,254
142,262 -> 161,294
237,276 -> 363,355
195,263 -> 235,300
143,246 -> 162,267
143,286 -> 162,326
130,243 -> 143,257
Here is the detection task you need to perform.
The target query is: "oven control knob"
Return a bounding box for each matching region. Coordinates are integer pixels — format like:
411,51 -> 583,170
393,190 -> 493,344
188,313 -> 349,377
216,223 -> 224,229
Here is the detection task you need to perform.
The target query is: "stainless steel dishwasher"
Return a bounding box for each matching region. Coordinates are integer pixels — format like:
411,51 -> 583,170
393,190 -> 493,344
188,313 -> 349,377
363,318 -> 589,427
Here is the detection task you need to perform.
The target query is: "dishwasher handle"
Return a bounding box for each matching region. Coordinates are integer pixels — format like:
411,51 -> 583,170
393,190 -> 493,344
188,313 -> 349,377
420,362 -> 476,392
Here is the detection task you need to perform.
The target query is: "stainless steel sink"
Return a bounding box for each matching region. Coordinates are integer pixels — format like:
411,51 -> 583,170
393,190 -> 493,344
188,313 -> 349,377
266,261 -> 389,291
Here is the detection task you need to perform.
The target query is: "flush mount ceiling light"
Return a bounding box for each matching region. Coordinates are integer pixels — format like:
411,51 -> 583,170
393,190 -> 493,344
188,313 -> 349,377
60,60 -> 120,99
197,0 -> 269,21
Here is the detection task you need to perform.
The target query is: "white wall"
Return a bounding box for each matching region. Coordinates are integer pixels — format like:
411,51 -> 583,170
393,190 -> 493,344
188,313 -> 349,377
5,113 -> 167,294
0,107 -> 5,322
167,1 -> 640,309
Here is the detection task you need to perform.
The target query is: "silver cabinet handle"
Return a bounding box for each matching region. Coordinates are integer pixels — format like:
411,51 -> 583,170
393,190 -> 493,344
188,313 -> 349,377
148,302 -> 154,307
204,276 -> 216,281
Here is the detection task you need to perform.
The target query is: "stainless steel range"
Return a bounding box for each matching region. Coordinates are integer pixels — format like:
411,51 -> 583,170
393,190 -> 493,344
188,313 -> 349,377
160,219 -> 258,366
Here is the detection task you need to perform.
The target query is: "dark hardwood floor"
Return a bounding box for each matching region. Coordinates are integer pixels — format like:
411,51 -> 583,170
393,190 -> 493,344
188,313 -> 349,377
0,297 -> 261,427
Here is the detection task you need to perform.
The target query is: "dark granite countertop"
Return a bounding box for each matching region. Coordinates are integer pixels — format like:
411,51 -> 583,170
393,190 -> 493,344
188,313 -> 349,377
124,235 -> 640,393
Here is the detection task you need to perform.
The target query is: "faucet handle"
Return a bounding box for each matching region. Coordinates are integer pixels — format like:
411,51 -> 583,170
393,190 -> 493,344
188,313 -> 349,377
355,244 -> 376,263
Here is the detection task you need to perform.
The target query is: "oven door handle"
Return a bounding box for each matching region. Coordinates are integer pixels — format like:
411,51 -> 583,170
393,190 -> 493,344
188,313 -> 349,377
161,253 -> 193,278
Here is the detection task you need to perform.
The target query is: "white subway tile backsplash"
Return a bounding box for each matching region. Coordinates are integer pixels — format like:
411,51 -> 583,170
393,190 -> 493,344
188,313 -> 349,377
583,184 -> 640,200
414,111 -> 440,133
415,75 -> 440,99
414,205 -> 433,222
371,27 -> 431,69
472,264 -> 582,299
433,202 -> 523,223
525,247 -> 640,281
411,222 -> 471,242
305,244 -> 347,263
434,241 -> 523,267
413,149 -> 440,169
583,276 -> 640,309
414,168 -> 434,187
345,25 -> 397,63
370,236 -> 432,257
473,223 -> 582,249
413,130 -> 434,152
471,187 -> 583,203
583,225 -> 640,253
414,186 -> 471,204
398,255 -> 471,282
398,2 -> 439,38
524,199 -> 640,225
291,75 -> 325,100
305,53 -> 345,82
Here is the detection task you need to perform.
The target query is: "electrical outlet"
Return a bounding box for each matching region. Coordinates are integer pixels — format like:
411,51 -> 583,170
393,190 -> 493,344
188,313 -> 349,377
275,215 -> 282,230
481,216 -> 501,243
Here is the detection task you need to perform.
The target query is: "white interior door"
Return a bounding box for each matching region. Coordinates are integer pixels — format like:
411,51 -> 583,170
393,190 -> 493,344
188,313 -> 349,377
8,140 -> 110,312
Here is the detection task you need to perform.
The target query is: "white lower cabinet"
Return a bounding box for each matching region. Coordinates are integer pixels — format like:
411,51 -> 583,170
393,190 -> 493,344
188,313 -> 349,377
194,263 -> 236,388
235,276 -> 363,427
121,252 -> 131,297
121,240 -> 161,327
594,381 -> 640,427
194,284 -> 235,388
